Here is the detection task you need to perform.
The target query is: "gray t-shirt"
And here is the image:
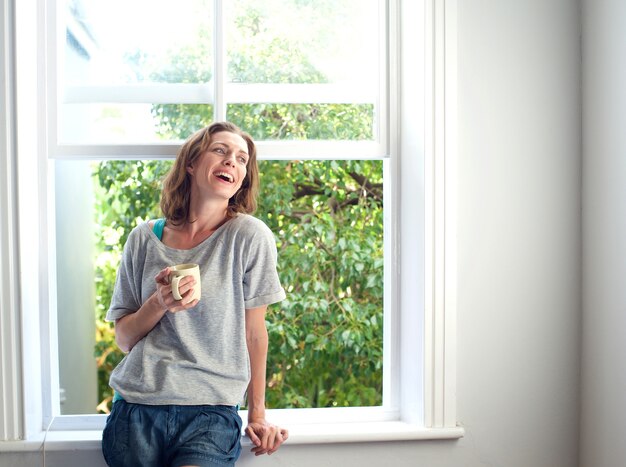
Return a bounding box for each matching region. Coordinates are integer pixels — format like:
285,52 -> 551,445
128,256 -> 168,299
106,214 -> 286,406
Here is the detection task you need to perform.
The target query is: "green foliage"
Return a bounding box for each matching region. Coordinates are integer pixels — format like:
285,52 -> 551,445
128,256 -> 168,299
257,159 -> 383,408
153,103 -> 373,142
152,104 -> 214,140
228,104 -> 373,141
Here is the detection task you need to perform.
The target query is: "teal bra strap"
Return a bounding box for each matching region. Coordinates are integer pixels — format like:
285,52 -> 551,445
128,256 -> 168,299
153,218 -> 166,241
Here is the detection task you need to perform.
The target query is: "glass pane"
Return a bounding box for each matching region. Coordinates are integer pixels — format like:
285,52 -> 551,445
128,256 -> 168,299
55,160 -> 98,414
64,0 -> 213,86
55,158 -> 383,413
256,159 -> 384,409
225,0 -> 380,87
228,104 -> 374,140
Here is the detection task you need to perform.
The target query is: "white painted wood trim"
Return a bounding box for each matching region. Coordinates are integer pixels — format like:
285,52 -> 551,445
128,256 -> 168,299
14,0 -> 52,440
61,83 -> 377,105
0,423 -> 463,453
423,0 -> 459,429
49,140 -> 387,160
0,0 -> 24,442
443,0 -> 458,429
213,0 -> 226,121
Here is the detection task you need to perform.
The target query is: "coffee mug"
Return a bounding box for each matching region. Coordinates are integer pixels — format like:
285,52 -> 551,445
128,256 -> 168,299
169,263 -> 201,302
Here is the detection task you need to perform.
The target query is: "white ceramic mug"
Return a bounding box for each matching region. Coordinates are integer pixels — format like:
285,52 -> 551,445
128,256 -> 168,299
169,263 -> 201,302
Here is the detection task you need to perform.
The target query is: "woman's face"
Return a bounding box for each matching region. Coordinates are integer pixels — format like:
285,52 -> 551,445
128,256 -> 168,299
187,131 -> 250,203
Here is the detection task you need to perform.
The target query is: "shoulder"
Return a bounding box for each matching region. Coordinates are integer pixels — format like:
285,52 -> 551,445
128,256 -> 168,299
230,214 -> 274,238
227,215 -> 277,250
124,221 -> 152,248
145,218 -> 165,231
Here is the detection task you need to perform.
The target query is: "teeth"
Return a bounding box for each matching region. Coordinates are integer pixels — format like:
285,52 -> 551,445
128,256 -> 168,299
215,171 -> 233,182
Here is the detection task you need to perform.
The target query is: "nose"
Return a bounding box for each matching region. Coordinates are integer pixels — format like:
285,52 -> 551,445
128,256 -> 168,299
223,152 -> 236,166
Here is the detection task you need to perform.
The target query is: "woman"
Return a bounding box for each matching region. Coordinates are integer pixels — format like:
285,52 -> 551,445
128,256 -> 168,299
102,122 -> 288,467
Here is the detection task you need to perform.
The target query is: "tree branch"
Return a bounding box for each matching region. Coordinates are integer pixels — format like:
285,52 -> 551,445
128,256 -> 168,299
348,172 -> 383,200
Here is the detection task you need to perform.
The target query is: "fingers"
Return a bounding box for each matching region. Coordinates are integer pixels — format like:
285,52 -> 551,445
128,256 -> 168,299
154,267 -> 171,284
264,428 -> 287,455
246,423 -> 288,456
155,274 -> 199,312
244,425 -> 261,447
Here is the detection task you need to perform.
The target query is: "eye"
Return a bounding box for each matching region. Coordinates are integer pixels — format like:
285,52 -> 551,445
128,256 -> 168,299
238,155 -> 248,164
214,146 -> 225,154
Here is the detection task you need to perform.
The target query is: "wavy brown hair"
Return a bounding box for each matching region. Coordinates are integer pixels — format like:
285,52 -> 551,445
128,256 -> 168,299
160,122 -> 259,225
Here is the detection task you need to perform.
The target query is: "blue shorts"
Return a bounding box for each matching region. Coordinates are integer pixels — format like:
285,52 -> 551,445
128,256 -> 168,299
102,400 -> 242,467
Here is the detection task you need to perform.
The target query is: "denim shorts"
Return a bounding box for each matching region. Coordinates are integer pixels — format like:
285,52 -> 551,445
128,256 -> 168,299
102,400 -> 242,467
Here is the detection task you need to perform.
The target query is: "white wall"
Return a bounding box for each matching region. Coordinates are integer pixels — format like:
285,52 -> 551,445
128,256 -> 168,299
453,0 -> 581,466
580,2 -> 626,466
0,0 -> 584,465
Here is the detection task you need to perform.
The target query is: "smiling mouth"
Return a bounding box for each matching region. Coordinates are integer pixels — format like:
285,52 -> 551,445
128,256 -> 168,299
214,171 -> 234,183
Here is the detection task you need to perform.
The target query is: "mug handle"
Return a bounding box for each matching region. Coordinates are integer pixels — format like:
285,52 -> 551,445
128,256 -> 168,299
171,275 -> 184,300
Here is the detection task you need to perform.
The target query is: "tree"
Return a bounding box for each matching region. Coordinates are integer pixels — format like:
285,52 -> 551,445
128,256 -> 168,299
256,159 -> 383,408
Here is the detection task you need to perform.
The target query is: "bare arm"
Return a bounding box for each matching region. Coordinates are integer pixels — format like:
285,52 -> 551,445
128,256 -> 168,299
244,305 -> 288,455
115,267 -> 198,352
245,306 -> 269,422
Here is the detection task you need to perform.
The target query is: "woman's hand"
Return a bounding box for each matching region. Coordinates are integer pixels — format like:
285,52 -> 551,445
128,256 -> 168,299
245,419 -> 288,456
153,267 -> 199,312
115,267 -> 199,352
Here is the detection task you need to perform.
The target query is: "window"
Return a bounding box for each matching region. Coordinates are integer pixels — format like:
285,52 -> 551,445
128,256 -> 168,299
1,0 -> 460,443
56,0 -> 385,417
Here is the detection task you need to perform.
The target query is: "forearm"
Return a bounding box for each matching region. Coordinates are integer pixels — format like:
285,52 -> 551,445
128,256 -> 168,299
115,293 -> 167,352
246,325 -> 269,422
243,307 -> 288,455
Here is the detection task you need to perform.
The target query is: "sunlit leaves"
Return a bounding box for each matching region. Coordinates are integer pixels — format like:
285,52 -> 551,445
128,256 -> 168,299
256,159 -> 383,408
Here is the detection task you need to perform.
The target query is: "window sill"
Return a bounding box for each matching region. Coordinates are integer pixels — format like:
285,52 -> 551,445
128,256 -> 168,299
0,422 -> 464,452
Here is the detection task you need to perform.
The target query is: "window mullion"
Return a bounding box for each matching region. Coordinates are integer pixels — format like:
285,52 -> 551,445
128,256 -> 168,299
50,140 -> 387,160
62,83 -> 372,105
442,0 -> 459,429
62,84 -> 214,104
213,0 -> 226,121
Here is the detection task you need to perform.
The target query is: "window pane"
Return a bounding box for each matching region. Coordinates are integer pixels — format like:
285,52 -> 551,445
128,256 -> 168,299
64,0 -> 213,86
225,0 -> 379,86
55,160 -> 98,414
256,160 -> 384,409
55,158 -> 383,413
228,104 -> 374,140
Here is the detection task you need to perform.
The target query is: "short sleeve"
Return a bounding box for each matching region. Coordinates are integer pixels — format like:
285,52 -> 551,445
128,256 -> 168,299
243,222 -> 286,309
105,230 -> 143,322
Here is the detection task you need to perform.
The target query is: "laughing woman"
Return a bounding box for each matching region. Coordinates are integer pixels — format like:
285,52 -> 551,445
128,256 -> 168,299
102,122 -> 288,467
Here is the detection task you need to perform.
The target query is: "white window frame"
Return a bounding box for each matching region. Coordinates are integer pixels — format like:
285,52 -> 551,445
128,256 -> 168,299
0,0 -> 462,449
